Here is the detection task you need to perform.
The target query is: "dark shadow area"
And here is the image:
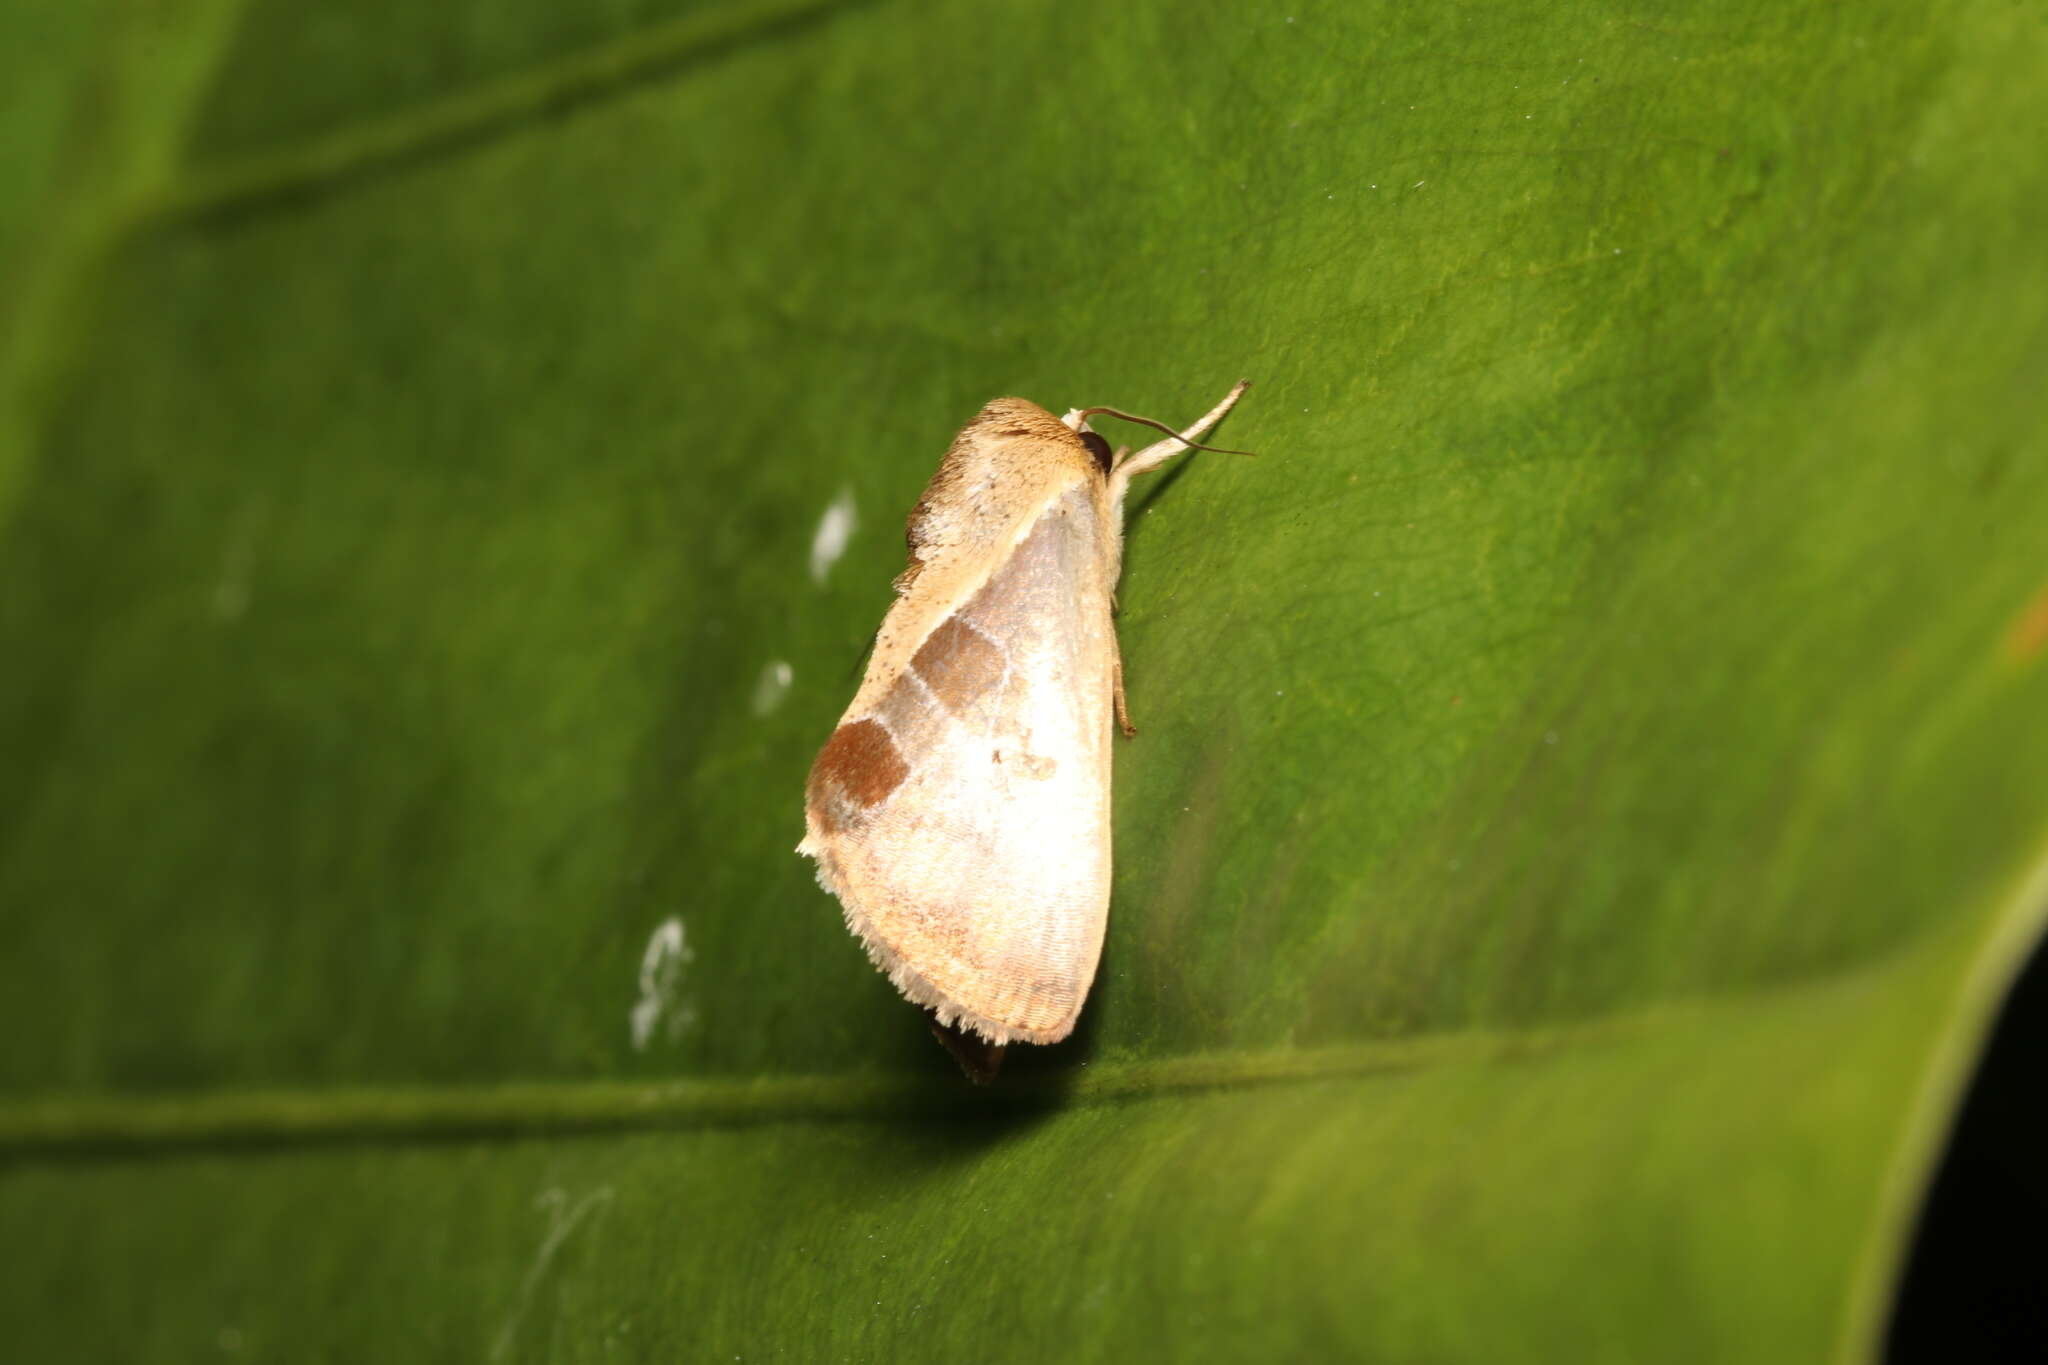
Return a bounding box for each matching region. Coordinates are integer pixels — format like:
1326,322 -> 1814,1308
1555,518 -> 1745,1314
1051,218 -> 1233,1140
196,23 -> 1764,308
1125,448 -> 1202,522
1886,930 -> 2048,1362
868,989 -> 1105,1165
1116,450 -> 1204,603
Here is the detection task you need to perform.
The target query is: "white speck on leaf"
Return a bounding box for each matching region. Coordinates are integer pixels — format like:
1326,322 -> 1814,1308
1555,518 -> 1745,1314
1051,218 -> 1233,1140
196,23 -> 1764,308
210,501 -> 269,621
809,488 -> 858,583
630,917 -> 697,1050
752,660 -> 794,716
492,1187 -> 615,1360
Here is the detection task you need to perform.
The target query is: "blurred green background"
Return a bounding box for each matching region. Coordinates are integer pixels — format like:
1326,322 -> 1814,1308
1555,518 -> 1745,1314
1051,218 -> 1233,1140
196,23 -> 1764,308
3,0 -> 2045,1359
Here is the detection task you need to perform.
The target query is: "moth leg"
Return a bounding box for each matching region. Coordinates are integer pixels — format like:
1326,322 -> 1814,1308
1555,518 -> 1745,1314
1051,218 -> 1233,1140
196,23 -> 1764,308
1114,380 -> 1250,482
1113,635 -> 1136,738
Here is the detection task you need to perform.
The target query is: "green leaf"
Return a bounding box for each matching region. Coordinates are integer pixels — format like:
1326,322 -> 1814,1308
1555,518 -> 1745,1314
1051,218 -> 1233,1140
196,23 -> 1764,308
4,0 -> 2046,1358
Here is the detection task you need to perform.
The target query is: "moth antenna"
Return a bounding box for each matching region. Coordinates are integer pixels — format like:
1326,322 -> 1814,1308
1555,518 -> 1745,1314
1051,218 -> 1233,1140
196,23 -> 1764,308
1098,380 -> 1252,496
1072,407 -> 1255,457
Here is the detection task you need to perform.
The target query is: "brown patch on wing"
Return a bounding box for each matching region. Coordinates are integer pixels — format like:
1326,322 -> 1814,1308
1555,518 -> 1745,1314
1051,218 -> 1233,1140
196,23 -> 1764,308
911,615 -> 1005,713
807,718 -> 909,832
871,666 -> 936,742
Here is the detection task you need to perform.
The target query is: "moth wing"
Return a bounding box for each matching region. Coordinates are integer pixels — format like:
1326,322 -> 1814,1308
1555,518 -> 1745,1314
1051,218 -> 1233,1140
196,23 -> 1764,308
803,487 -> 1115,1045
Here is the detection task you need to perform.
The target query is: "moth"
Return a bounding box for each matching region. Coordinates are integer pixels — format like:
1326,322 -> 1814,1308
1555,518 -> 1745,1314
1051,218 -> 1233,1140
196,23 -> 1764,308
798,381 -> 1249,1081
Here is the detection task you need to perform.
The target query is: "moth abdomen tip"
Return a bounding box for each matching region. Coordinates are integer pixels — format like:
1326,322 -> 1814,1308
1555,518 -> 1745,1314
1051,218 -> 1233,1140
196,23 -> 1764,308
928,1012 -> 1007,1085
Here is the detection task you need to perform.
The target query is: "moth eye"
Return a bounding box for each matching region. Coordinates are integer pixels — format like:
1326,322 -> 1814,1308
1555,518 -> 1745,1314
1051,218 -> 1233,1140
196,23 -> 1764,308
1079,431 -> 1113,474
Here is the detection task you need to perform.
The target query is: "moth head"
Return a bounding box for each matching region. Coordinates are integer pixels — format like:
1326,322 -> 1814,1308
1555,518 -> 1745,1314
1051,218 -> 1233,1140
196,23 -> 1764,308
1076,429 -> 1115,475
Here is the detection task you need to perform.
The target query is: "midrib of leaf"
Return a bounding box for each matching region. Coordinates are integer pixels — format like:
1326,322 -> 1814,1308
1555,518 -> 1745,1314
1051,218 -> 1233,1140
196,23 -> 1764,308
126,0 -> 872,232
5,892 -> 2027,1173
0,1018 -> 1643,1160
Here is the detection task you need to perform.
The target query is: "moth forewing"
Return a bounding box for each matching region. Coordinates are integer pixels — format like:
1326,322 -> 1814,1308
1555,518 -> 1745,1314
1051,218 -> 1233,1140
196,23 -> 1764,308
800,383 -> 1248,1075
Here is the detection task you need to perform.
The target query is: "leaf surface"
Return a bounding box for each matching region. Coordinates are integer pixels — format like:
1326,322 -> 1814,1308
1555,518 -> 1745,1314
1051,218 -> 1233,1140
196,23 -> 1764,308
4,0 -> 2046,1359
